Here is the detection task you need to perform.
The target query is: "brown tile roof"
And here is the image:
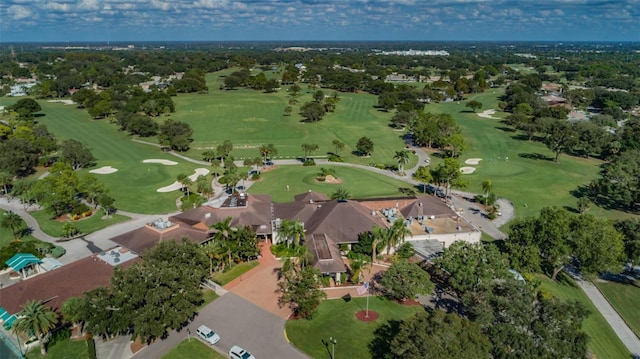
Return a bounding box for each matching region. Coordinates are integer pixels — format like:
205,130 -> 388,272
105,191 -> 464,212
309,233 -> 347,274
278,199 -> 388,244
172,194 -> 273,236
399,195 -> 454,218
294,191 -> 329,203
0,254 -> 138,315
110,225 -> 210,256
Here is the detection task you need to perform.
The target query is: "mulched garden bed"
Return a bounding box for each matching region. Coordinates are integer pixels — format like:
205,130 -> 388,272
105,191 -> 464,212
355,310 -> 379,322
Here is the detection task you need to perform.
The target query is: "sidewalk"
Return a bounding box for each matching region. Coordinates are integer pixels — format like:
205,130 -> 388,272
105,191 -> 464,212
577,280 -> 640,356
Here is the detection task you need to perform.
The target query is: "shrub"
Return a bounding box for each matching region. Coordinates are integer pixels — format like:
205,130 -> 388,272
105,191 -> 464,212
50,246 -> 66,258
270,243 -> 289,257
395,242 -> 415,260
328,154 -> 343,162
251,173 -> 261,180
320,275 -> 331,287
50,328 -> 71,346
537,287 -> 554,301
302,159 -> 316,166
71,203 -> 91,216
375,164 -> 385,170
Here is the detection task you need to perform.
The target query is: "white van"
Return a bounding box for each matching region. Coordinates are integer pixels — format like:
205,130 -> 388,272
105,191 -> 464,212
229,345 -> 256,359
196,325 -> 220,345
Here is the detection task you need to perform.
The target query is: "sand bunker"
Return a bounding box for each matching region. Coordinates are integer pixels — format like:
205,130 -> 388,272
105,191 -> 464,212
89,166 -> 118,174
47,99 -> 75,105
460,167 -> 477,174
477,109 -> 498,119
465,158 -> 482,165
157,168 -> 210,193
143,159 -> 178,166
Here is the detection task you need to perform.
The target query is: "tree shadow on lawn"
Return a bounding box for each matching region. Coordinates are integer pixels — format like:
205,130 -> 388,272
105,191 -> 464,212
495,125 -> 517,132
540,266 -> 579,288
518,152 -> 554,161
368,319 -> 402,359
600,272 -> 640,288
562,206 -> 581,214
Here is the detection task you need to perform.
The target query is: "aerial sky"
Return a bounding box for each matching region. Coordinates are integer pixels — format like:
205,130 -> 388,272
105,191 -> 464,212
1,0 -> 639,43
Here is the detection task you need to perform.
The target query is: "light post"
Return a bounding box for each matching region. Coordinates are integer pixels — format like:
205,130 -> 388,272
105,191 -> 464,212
329,336 -> 337,359
187,328 -> 191,342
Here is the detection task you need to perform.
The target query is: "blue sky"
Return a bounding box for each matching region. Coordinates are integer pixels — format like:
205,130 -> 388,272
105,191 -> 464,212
1,0 -> 639,43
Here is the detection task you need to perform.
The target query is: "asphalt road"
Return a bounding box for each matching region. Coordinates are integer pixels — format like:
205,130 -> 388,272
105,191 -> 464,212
132,292 -> 309,359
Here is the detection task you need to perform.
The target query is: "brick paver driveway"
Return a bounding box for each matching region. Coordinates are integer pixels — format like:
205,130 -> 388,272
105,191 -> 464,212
224,242 -> 294,319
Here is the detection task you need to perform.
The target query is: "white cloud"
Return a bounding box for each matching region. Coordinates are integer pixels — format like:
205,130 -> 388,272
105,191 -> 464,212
193,0 -> 229,9
79,0 -> 100,11
44,2 -> 72,12
151,0 -> 171,11
8,5 -> 32,20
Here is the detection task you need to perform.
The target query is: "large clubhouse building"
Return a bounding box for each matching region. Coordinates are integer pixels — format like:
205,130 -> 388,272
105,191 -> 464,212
111,191 -> 480,280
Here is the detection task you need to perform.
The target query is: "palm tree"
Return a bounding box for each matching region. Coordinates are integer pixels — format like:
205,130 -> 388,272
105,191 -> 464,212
330,186 -> 351,200
201,240 -> 225,274
301,143 -> 319,162
195,175 -> 213,198
482,179 -> 493,206
370,226 -> 388,264
2,211 -> 24,240
210,217 -> 238,267
61,297 -> 84,337
277,219 -> 305,247
348,253 -> 369,283
387,218 -> 412,255
259,144 -> 277,166
202,149 -> 217,164
332,139 -> 345,156
210,217 -> 236,242
394,150 -> 411,176
62,223 -> 78,238
12,300 -> 58,356
176,174 -> 192,198
244,157 -> 262,174
0,173 -> 13,196
293,244 -> 314,268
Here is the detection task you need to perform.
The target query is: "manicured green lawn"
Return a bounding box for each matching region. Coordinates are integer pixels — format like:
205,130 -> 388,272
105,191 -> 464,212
248,165 -> 417,203
0,98 -> 203,214
595,280 -> 640,338
173,70 -> 415,168
29,209 -> 129,238
161,338 -> 226,359
286,296 -> 424,359
211,260 -> 259,285
25,338 -> 89,359
538,274 -> 630,359
425,89 -> 616,221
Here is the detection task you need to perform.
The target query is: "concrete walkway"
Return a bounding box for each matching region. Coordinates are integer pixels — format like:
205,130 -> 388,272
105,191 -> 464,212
576,279 -> 640,356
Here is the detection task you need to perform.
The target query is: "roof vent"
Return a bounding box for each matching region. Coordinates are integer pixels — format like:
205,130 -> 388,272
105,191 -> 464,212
205,213 -> 211,219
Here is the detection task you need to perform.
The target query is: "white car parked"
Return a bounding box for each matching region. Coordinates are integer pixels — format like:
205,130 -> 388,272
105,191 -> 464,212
229,345 -> 256,359
196,325 -> 220,345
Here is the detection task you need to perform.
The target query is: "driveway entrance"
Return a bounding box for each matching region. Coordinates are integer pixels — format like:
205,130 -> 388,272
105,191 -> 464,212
224,243 -> 293,319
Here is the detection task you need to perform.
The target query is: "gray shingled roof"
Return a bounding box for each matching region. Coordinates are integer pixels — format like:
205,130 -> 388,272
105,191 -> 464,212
301,200 -> 388,244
